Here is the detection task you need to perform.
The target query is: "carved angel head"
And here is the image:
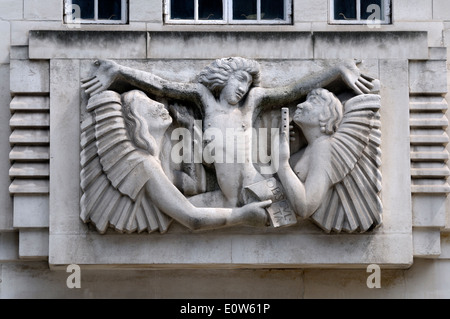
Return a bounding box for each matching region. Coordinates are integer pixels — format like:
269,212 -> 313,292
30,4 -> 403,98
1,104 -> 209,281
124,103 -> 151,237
121,90 -> 172,155
198,57 -> 261,100
294,88 -> 343,135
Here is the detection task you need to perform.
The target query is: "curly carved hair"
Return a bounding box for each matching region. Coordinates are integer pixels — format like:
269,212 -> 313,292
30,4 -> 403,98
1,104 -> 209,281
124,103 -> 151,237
307,88 -> 343,135
198,57 -> 261,97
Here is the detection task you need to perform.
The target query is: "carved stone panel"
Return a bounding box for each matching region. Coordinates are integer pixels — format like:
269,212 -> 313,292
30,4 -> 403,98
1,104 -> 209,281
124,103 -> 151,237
78,57 -> 382,234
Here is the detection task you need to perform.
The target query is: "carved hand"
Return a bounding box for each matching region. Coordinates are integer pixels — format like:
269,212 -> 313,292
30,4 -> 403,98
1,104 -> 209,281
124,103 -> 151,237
339,60 -> 376,95
278,131 -> 291,167
81,59 -> 121,96
233,200 -> 272,227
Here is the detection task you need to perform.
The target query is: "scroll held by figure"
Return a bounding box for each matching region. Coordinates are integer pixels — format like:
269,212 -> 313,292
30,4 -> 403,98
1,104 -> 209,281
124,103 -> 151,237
79,57 -> 382,234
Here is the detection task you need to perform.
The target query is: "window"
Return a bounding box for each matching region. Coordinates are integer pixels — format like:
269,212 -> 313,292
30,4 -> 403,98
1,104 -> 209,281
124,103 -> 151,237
165,0 -> 292,24
330,0 -> 391,25
64,0 -> 128,24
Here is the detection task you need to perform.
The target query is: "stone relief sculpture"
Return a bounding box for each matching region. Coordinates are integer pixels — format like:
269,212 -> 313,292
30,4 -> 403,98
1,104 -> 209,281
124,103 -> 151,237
80,57 -> 381,234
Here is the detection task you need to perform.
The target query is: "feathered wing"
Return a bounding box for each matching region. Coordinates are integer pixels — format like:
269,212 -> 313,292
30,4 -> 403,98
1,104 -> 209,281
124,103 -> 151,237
311,94 -> 382,233
80,91 -> 173,234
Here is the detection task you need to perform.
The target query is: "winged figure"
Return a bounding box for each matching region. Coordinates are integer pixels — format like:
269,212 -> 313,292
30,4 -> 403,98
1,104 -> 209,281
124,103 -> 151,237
80,89 -> 271,234
277,88 -> 382,233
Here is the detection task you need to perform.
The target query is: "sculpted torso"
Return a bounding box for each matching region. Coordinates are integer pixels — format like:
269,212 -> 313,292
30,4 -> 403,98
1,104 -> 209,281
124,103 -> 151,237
201,83 -> 263,206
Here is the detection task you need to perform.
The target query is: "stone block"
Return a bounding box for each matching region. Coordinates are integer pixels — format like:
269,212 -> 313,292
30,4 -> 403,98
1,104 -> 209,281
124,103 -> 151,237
19,229 -> 49,259
151,269 -> 304,299
24,0 -> 62,20
130,0 -> 162,23
428,47 -> 447,60
0,232 -> 19,261
9,163 -> 49,178
433,0 -> 450,21
294,0 -> 328,22
9,179 -> 49,195
29,31 -> 147,59
0,21 -> 10,64
413,227 -> 441,257
310,21 -> 443,47
9,146 -> 50,161
392,21 -> 445,47
10,96 -> 49,112
10,21 -> 62,46
10,46 -> 29,60
10,113 -> 50,128
147,31 -> 314,59
313,31 -> 429,60
49,59 -> 83,235
10,59 -> 50,94
393,0 -> 433,21
402,259 -> 450,298
50,231 -> 413,268
0,65 -> 13,231
447,191 -> 450,230
445,22 -> 450,47
409,60 -> 448,94
304,268 -> 405,298
0,263 -> 303,298
9,129 -> 50,145
379,59 -> 413,232
412,195 -> 447,227
0,0 -> 23,20
440,233 -> 450,259
13,195 -> 49,228
410,96 -> 448,112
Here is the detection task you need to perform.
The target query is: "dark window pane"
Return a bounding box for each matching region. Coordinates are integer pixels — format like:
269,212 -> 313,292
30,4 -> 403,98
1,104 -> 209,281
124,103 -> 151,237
261,0 -> 284,20
360,0 -> 384,20
334,0 -> 356,20
233,0 -> 257,20
199,0 -> 223,20
72,0 -> 94,20
171,0 -> 194,19
98,0 -> 122,20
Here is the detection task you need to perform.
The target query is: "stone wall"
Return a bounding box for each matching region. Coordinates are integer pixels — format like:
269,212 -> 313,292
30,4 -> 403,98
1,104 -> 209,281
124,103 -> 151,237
0,0 -> 450,298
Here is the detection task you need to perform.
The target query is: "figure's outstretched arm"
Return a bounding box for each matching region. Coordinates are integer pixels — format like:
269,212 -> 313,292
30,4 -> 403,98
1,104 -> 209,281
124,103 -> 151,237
144,158 -> 271,231
258,60 -> 376,109
81,59 -> 205,104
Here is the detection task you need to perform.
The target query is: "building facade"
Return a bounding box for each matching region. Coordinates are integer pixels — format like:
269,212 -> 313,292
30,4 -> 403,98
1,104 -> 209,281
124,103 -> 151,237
0,0 -> 450,298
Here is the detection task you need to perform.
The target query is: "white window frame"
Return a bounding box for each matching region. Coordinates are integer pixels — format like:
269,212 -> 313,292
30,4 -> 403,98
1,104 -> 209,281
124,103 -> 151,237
329,0 -> 391,25
164,0 -> 292,25
64,0 -> 128,25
